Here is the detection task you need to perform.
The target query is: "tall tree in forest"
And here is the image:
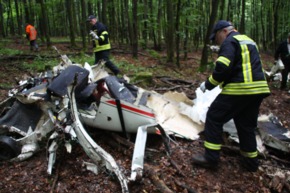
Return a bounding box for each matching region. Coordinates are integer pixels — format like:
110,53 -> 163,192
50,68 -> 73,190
175,0 -> 181,67
273,0 -> 281,49
124,0 -> 133,45
39,0 -> 51,47
260,0 -> 267,50
132,0 -> 138,58
14,0 -> 22,35
239,0 -> 246,34
108,0 -> 118,43
66,0 -> 76,47
27,0 -> 35,23
72,1 -> 79,36
141,0 -> 148,49
166,0 -> 174,63
87,1 -> 93,16
156,0 -> 162,50
80,0 -> 87,50
200,0 -> 219,68
183,16 -> 189,60
7,0 -> 15,35
227,0 -> 233,21
0,2 -> 6,37
23,0 -> 30,23
219,0 -> 225,19
102,0 -> 107,25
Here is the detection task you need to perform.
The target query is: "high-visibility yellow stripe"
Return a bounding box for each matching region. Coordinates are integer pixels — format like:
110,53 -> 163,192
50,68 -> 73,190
209,75 -> 220,86
100,31 -> 108,41
221,81 -> 270,95
216,56 -> 231,66
94,43 -> 111,52
204,141 -> 221,150
233,35 -> 255,45
240,44 -> 253,82
224,81 -> 269,88
240,150 -> 258,158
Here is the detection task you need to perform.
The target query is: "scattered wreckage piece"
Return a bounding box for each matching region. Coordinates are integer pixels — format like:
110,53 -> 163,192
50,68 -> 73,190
68,81 -> 129,193
1,49 -> 290,192
258,118 -> 290,153
0,53 -> 177,192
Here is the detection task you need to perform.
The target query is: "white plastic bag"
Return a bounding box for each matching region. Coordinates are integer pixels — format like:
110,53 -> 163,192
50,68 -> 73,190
179,86 -> 221,124
278,59 -> 285,70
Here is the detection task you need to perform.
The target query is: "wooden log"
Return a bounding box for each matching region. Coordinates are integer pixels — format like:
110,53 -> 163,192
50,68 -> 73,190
144,163 -> 174,193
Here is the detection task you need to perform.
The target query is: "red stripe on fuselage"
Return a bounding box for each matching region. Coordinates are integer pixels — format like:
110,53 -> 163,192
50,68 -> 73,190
106,100 -> 155,118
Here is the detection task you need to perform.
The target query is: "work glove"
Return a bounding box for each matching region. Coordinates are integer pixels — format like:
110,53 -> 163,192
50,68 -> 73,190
200,81 -> 206,92
89,30 -> 99,40
209,45 -> 220,53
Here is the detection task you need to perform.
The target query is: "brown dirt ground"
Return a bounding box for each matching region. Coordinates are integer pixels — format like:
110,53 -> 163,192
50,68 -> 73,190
0,40 -> 289,193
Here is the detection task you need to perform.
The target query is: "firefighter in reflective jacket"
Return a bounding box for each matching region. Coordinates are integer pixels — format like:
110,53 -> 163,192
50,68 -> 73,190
192,20 -> 270,172
25,23 -> 39,51
87,15 -> 120,75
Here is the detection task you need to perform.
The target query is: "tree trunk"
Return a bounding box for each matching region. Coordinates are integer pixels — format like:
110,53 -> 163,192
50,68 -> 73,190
156,0 -> 163,51
175,0 -> 181,67
80,0 -> 87,50
239,0 -> 245,34
14,0 -> 22,35
66,0 -> 76,47
72,1 -> 79,36
0,2 -> 6,37
102,0 -> 107,25
40,0 -> 51,47
200,0 -> 219,68
166,0 -> 174,63
124,0 -> 132,46
23,0 -> 30,23
142,0 -> 148,49
132,0 -> 138,58
7,0 -> 15,35
273,0 -> 281,49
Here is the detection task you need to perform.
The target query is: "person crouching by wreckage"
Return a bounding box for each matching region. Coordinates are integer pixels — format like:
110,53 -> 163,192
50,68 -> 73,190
191,20 -> 270,172
87,15 -> 120,76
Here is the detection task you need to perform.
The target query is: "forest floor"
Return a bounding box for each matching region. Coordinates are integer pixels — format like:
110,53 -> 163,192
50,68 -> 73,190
0,40 -> 290,193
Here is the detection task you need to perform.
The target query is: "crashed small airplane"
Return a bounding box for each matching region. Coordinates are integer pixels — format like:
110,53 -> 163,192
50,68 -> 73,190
0,48 -> 289,193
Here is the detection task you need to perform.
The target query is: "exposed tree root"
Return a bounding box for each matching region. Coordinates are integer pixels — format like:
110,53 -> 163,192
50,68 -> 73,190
144,163 -> 174,193
174,178 -> 197,193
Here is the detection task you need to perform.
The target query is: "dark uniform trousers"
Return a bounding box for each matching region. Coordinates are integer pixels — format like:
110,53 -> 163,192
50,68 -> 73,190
204,94 -> 265,163
95,50 -> 120,75
280,62 -> 290,89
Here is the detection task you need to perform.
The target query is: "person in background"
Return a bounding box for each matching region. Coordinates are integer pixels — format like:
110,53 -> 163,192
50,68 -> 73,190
191,20 -> 270,172
25,23 -> 39,51
87,15 -> 120,75
274,33 -> 290,90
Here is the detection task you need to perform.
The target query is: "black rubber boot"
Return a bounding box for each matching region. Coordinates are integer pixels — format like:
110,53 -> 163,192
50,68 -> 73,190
191,153 -> 218,170
240,157 -> 259,172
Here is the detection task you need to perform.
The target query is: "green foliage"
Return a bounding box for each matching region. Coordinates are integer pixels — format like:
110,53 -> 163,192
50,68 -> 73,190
131,72 -> 153,87
0,83 -> 13,89
0,48 -> 23,56
146,49 -> 161,60
72,52 -> 95,65
116,59 -> 147,75
21,57 -> 58,72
